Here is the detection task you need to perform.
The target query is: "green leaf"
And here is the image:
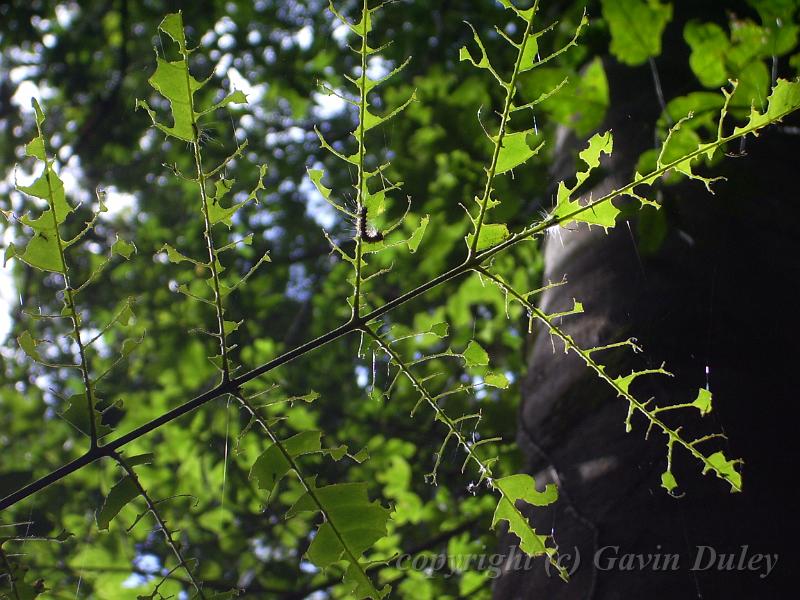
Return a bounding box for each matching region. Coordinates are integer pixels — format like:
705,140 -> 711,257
495,473 -> 558,508
31,97 -> 46,126
25,136 -> 46,161
576,130 -> 614,188
18,170 -> 70,226
731,60 -> 770,110
341,562 -> 390,600
660,124 -> 709,181
213,177 -> 234,200
691,388 -> 713,415
517,31 -> 542,75
733,78 -> 800,136
459,22 -> 499,81
602,0 -> 673,66
484,372 -> 510,388
553,131 -> 618,229
288,482 -> 390,560
491,474 -> 562,575
328,0 -> 375,38
406,214 -> 430,253
351,447 -> 370,463
12,144 -> 74,274
160,243 -> 200,266
613,367 -> 670,395
249,445 -> 290,498
17,331 -> 44,362
199,89 -> 248,116
519,60 -> 610,137
223,320 -> 241,335
662,91 -> 724,131
661,470 -> 679,494
684,21 -> 730,87
249,431 -> 322,499
497,0 -> 536,20
3,562 -> 46,599
494,130 -> 544,174
106,301 -> 134,329
429,322 -> 449,338
141,57 -> 204,142
287,482 -> 391,598
6,233 -> 64,273
308,168 -> 333,200
208,184 -> 247,228
158,12 -> 186,52
352,56 -> 412,95
125,453 -> 155,467
96,475 -> 139,530
362,91 -> 416,131
294,390 -> 321,403
111,236 -> 135,259
284,430 -> 323,456
58,392 -> 113,438
137,13 -> 216,144
315,126 -> 360,165
702,451 -> 743,493
466,222 -> 510,252
728,20 -> 775,70
362,187 -> 386,219
637,203 -> 669,254
463,340 -> 489,367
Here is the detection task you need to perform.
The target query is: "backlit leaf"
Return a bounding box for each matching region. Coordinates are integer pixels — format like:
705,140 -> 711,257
97,476 -> 139,530
602,0 -> 673,66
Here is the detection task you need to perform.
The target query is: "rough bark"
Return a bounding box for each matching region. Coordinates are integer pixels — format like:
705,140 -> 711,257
493,28 -> 800,600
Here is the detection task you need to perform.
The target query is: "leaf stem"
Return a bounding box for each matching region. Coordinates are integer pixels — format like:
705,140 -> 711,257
35,121 -> 99,448
469,1 -> 539,257
112,452 -> 207,599
0,545 -> 24,600
475,266 -> 741,491
1,108 -> 783,510
351,0 -> 370,320
182,42 -> 231,381
232,391 -> 382,595
362,325 -> 565,575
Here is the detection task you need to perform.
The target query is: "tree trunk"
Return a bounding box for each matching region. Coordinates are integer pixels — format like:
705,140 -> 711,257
493,44 -> 800,600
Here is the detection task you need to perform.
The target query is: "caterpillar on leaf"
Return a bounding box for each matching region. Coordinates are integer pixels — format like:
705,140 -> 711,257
356,204 -> 384,242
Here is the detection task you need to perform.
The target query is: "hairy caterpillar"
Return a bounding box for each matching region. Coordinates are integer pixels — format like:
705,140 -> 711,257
356,204 -> 384,242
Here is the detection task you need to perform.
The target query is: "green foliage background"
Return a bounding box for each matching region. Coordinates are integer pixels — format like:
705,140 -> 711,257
1,0 -> 798,598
